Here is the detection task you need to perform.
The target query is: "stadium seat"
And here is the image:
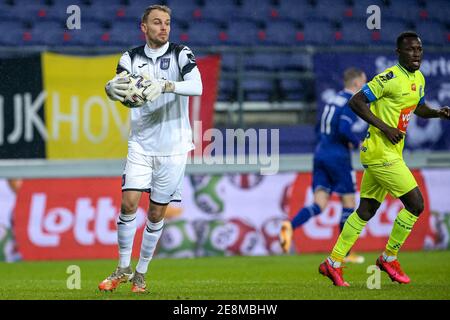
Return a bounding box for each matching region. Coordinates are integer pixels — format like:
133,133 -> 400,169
0,21 -> 27,46
224,20 -> 265,46
425,0 -> 450,23
314,0 -> 349,23
184,21 -> 222,46
414,21 -> 447,46
107,21 -> 145,47
220,53 -> 238,72
242,78 -> 276,101
218,78 -> 236,101
383,0 -> 422,24
237,0 -> 279,24
166,0 -> 201,25
277,1 -> 313,23
281,53 -> 311,72
378,21 -> 411,45
199,0 -> 237,24
339,19 -> 376,45
302,19 -> 335,45
243,52 -> 280,71
279,79 -> 306,101
264,20 -> 302,46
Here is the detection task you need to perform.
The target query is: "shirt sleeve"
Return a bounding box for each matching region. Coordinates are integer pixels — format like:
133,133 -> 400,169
418,73 -> 426,105
174,46 -> 202,96
363,69 -> 395,102
338,106 -> 360,148
116,51 -> 131,74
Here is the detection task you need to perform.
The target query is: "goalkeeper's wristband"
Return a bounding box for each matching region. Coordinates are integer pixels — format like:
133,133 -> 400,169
163,81 -> 175,93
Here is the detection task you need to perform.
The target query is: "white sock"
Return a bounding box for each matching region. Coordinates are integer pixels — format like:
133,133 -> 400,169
327,257 -> 341,268
136,219 -> 164,274
117,212 -> 137,268
382,252 -> 397,262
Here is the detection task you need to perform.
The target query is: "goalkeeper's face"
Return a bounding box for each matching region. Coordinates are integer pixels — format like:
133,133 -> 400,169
141,9 -> 171,48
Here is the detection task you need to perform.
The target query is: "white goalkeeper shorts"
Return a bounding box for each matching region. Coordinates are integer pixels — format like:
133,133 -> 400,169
121,150 -> 188,204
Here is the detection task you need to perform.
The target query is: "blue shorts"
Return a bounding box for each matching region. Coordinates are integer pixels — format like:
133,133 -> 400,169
312,157 -> 356,195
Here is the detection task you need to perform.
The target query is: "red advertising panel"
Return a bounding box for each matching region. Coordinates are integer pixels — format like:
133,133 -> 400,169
14,178 -> 150,260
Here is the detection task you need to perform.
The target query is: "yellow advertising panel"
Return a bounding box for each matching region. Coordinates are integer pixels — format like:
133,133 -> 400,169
42,52 -> 129,159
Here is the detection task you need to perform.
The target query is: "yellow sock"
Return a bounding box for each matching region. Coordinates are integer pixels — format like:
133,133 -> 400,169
330,212 -> 367,262
385,208 -> 418,256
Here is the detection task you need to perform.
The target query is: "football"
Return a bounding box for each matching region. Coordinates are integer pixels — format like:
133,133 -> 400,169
122,73 -> 152,108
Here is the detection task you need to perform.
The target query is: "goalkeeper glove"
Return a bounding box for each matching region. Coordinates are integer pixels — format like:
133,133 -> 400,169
143,79 -> 175,102
105,71 -> 130,102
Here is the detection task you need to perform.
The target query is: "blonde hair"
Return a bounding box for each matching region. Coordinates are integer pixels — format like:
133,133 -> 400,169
141,5 -> 171,23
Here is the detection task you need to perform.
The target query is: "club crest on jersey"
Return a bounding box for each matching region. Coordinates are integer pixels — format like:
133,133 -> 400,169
419,85 -> 423,96
411,83 -> 416,91
160,58 -> 170,70
379,71 -> 395,83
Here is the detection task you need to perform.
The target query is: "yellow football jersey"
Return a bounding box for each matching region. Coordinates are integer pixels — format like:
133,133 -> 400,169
360,63 -> 425,166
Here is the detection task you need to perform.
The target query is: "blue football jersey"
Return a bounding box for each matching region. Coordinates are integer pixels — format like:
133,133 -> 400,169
315,90 -> 360,162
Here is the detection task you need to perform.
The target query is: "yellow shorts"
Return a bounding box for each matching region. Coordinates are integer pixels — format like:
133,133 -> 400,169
360,159 -> 418,203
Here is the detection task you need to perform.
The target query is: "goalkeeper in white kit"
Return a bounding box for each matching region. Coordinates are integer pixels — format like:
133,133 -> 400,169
100,4 -> 202,293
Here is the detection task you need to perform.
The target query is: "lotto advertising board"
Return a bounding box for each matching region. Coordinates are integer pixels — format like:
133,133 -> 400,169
0,53 -> 219,159
4,169 -> 448,261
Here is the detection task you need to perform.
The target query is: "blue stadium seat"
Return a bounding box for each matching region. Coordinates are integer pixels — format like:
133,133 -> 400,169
281,53 -> 311,72
0,21 -> 27,46
107,21 -> 145,47
302,19 -> 335,45
378,21 -> 410,45
279,79 -> 306,101
184,21 -> 221,46
278,1 -> 313,23
314,0 -> 349,22
166,0 -> 200,24
82,1 -> 123,23
169,25 -> 190,45
414,21 -> 447,46
243,53 -> 280,71
242,79 -> 275,101
199,0 -> 237,24
425,0 -> 450,23
383,0 -> 422,24
265,21 -> 302,46
339,19 -> 374,45
218,79 -> 236,101
220,54 -> 238,72
237,0 -> 279,24
225,20 -> 264,46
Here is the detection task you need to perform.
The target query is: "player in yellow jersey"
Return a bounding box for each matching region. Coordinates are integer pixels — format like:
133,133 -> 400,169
318,31 -> 450,287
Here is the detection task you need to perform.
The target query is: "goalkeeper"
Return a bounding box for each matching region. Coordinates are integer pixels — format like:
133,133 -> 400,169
99,4 -> 202,293
319,31 -> 450,287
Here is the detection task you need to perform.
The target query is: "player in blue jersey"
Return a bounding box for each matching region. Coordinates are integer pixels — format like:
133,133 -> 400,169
280,68 -> 367,263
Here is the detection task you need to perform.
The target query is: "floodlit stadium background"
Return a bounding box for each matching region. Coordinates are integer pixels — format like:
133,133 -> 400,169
0,0 -> 450,262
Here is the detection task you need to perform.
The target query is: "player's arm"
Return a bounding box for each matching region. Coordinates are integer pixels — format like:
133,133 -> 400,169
349,91 -> 404,145
144,47 -> 202,102
414,103 -> 450,119
169,47 -> 202,96
338,110 -> 360,149
105,52 -> 131,102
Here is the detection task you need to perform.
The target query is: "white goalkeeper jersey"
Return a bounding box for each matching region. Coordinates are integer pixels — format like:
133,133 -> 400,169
116,42 -> 202,156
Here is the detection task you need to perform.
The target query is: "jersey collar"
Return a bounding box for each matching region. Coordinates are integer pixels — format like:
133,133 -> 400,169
396,63 -> 416,79
144,42 -> 170,62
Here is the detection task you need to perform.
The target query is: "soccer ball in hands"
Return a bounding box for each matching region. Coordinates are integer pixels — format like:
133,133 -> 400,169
122,73 -> 153,108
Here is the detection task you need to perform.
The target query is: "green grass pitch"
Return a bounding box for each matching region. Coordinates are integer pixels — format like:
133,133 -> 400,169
0,251 -> 449,300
